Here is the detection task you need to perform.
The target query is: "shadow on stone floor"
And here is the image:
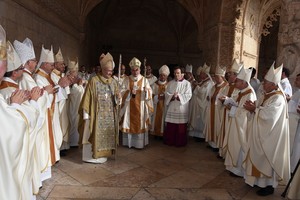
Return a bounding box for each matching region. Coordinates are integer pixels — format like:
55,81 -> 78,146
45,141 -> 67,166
37,136 -> 286,200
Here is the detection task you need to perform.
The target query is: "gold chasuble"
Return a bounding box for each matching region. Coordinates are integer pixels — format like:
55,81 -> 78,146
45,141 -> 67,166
80,75 -> 119,158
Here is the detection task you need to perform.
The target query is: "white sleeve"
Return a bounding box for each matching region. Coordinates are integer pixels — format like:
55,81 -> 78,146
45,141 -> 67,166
83,110 -> 90,120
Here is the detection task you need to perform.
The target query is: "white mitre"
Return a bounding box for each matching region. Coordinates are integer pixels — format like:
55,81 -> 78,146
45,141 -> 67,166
201,63 -> 210,75
129,57 -> 141,68
68,59 -> 78,72
264,62 -> 283,85
13,38 -> 36,65
159,65 -> 170,76
185,64 -> 193,73
7,41 -> 22,72
0,25 -> 6,61
100,52 -> 114,70
55,48 -> 64,62
215,65 -> 226,77
37,45 -> 54,68
228,59 -> 242,73
196,66 -> 202,75
237,65 -> 252,83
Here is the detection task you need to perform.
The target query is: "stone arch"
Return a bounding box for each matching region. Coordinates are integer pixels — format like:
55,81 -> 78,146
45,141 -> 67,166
177,0 -> 204,52
79,0 -> 202,68
233,0 -> 281,73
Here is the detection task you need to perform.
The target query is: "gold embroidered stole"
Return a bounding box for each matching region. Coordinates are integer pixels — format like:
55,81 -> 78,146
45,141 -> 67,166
0,80 -> 19,90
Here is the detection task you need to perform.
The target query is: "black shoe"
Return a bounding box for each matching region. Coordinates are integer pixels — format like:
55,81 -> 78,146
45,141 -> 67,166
154,136 -> 162,140
195,137 -> 205,142
256,186 -> 274,196
60,150 -> 67,157
212,148 -> 219,152
216,155 -> 223,159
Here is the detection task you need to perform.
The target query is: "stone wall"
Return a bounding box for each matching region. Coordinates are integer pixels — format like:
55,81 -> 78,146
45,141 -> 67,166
84,0 -> 202,71
0,0 -> 299,81
201,1 -> 222,69
0,0 -> 80,63
277,0 -> 300,85
201,0 -> 239,71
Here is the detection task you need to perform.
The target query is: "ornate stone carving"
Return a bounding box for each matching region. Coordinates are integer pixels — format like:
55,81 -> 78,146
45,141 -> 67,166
249,14 -> 257,38
279,22 -> 300,45
234,0 -> 245,26
261,8 -> 280,36
277,45 -> 300,75
234,51 -> 240,58
243,51 -> 257,59
235,36 -> 241,45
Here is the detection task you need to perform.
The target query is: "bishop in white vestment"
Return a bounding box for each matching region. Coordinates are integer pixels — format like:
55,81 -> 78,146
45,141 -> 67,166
243,64 -> 290,196
151,65 -> 170,137
204,66 -> 228,149
14,38 -> 52,188
120,57 -> 153,149
0,25 -> 38,200
221,67 -> 256,177
67,63 -> 84,147
188,63 -> 214,140
51,48 -> 71,151
288,73 -> 300,173
35,46 -> 62,165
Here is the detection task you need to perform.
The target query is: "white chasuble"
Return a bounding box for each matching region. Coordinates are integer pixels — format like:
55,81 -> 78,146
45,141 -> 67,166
68,83 -> 84,146
120,74 -> 153,148
0,92 -> 38,200
51,70 -> 70,150
188,78 -> 214,138
204,81 -> 228,148
35,69 -> 62,165
288,89 -> 300,172
222,86 -> 256,176
244,89 -> 290,188
19,69 -> 51,190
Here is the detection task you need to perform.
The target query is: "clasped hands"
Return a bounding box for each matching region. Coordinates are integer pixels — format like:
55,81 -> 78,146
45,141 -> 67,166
58,75 -> 74,88
10,86 -> 44,104
171,92 -> 179,101
243,100 -> 256,113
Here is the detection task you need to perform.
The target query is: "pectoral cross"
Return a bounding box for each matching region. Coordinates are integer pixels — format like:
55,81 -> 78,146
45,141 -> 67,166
105,93 -> 108,99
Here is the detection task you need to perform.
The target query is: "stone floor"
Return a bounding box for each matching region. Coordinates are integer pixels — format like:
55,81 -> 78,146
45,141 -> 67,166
37,137 -> 286,200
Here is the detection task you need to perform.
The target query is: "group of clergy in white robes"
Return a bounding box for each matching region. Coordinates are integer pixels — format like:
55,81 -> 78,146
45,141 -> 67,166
186,59 -> 299,197
0,25 -> 85,200
1,20 -> 299,198
115,59 -> 192,148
